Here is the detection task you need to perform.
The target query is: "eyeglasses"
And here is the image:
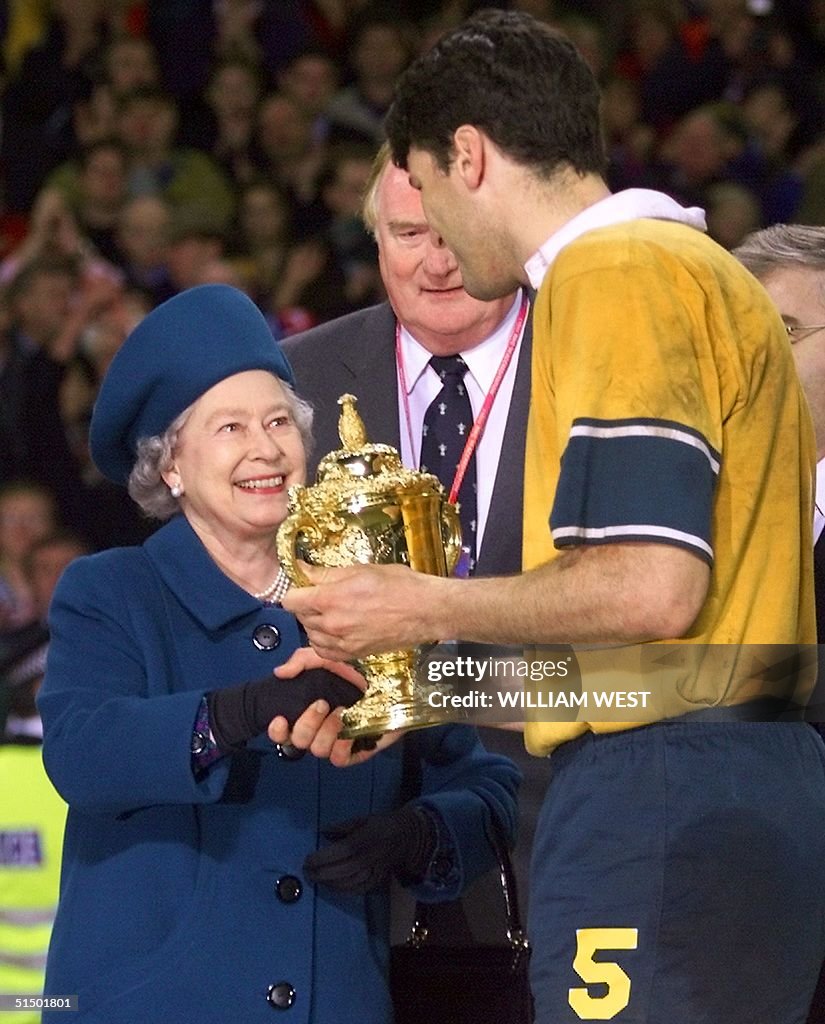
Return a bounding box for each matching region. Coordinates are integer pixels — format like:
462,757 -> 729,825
785,322 -> 825,343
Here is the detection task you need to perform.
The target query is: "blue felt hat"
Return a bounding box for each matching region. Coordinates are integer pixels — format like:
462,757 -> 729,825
90,284 -> 295,484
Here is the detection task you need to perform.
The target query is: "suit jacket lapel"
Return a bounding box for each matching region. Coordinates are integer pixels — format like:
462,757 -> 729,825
343,304 -> 402,451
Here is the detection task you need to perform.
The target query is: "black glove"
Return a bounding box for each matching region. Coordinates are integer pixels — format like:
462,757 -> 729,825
207,668 -> 361,752
303,804 -> 438,894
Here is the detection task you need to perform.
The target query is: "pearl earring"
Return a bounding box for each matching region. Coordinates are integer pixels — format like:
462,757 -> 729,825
170,483 -> 182,499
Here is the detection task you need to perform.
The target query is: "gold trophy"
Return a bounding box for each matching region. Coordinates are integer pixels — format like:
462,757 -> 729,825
277,394 -> 462,739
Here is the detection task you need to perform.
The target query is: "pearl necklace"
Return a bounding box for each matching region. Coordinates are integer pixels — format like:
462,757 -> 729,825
252,566 -> 291,605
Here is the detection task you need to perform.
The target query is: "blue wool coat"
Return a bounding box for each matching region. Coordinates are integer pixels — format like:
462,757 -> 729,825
37,516 -> 519,1024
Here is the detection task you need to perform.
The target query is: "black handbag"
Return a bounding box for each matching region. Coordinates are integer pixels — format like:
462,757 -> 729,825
390,814 -> 533,1024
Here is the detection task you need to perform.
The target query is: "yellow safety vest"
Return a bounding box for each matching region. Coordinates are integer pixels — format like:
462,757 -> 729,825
0,742 -> 66,1024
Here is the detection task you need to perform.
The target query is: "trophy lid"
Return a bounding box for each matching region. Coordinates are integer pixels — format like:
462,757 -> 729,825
313,394 -> 403,482
311,394 -> 445,499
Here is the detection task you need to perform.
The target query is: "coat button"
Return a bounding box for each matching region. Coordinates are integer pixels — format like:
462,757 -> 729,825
267,982 -> 295,1009
253,624 -> 281,650
275,875 -> 302,903
275,742 -> 306,761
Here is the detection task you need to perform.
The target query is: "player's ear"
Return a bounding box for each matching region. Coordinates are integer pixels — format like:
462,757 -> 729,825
453,125 -> 485,190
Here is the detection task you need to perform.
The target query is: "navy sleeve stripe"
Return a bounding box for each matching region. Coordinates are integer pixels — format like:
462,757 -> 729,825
550,426 -> 716,563
569,421 -> 720,475
552,523 -> 713,563
572,417 -> 721,463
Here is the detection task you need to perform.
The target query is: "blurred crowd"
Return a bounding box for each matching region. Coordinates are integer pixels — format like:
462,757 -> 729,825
1,3 -> 824,1012
1,0 -> 825,619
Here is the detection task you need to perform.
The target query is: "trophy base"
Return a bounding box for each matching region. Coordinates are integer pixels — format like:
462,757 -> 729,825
338,651 -> 462,740
339,690 -> 459,740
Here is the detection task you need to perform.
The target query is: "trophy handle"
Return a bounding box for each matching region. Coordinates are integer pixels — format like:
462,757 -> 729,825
441,501 -> 463,576
276,511 -> 322,588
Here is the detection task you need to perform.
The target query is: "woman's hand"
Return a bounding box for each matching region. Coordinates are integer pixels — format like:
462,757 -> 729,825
269,648 -> 403,766
268,703 -> 404,767
273,645 -> 365,689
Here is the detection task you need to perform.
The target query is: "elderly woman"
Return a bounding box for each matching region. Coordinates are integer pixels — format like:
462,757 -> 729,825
36,285 -> 518,1023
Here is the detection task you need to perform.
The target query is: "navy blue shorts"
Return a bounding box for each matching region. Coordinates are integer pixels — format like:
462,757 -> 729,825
527,721 -> 825,1024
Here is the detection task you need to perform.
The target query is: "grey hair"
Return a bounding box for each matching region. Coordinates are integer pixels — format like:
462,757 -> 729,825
360,141 -> 392,238
733,224 -> 825,279
127,380 -> 315,520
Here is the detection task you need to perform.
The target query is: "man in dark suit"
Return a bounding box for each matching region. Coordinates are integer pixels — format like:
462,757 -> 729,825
282,142 -> 541,929
734,224 -> 825,1024
734,225 -> 825,723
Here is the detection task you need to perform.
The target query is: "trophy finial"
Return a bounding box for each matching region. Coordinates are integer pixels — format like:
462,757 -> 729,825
337,393 -> 369,451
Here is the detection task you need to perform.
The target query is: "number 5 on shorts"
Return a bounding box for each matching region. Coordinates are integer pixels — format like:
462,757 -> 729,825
568,927 -> 639,1020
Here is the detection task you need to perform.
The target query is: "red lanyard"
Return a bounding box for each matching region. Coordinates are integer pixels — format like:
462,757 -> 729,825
395,293 -> 529,503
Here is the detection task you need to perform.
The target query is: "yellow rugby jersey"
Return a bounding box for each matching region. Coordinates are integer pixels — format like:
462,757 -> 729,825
522,218 -> 816,756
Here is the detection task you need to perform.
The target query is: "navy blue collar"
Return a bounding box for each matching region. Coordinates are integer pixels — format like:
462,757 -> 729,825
144,515 -> 267,631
